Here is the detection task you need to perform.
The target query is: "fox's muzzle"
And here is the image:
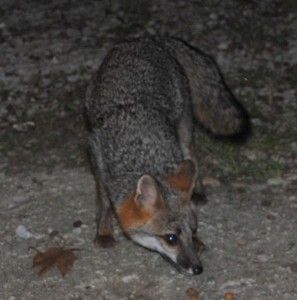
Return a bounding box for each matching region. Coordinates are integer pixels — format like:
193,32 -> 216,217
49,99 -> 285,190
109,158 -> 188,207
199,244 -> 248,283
177,253 -> 203,275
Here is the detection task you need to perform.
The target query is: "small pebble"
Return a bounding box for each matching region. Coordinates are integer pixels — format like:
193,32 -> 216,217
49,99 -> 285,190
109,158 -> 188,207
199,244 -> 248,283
202,177 -> 221,187
266,211 -> 278,220
15,225 -> 32,239
121,274 -> 139,283
267,178 -> 284,186
256,254 -> 270,263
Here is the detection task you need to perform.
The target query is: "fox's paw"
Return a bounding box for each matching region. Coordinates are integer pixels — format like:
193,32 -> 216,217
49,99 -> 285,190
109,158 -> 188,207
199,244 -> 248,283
191,192 -> 208,205
94,234 -> 116,248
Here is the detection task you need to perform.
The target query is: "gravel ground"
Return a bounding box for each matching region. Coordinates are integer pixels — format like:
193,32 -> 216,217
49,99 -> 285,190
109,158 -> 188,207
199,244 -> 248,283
1,1 -> 297,299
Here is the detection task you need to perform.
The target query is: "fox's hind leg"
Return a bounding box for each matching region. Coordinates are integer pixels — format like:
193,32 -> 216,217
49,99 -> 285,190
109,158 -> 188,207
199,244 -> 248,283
88,133 -> 115,248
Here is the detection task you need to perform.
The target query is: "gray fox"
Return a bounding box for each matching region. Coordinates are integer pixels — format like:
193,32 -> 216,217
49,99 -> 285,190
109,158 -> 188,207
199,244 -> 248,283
84,36 -> 250,275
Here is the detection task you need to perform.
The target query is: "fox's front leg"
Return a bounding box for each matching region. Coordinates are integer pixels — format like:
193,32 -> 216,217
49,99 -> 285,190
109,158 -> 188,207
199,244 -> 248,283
94,181 -> 115,248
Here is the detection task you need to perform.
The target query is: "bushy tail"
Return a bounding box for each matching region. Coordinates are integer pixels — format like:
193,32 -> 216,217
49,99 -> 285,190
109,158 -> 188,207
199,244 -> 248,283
161,37 -> 251,140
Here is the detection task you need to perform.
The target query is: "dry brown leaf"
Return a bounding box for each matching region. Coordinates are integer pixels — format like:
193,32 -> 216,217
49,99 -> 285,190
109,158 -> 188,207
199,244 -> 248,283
186,287 -> 199,300
30,246 -> 79,277
225,291 -> 234,300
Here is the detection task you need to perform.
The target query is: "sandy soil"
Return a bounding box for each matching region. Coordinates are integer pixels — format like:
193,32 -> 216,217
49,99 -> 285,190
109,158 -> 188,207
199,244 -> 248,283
1,1 -> 297,299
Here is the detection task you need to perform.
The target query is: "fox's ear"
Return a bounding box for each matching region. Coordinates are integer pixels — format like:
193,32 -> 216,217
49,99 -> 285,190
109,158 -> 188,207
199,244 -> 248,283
117,175 -> 163,231
135,175 -> 163,213
166,159 -> 196,193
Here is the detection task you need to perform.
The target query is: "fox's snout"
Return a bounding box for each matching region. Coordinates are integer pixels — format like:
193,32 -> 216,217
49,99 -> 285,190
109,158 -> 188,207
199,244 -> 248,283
185,263 -> 203,275
172,235 -> 204,275
176,251 -> 204,275
134,232 -> 204,276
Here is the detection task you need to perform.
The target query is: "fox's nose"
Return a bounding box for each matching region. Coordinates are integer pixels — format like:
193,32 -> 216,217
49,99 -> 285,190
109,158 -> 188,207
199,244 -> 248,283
192,264 -> 203,275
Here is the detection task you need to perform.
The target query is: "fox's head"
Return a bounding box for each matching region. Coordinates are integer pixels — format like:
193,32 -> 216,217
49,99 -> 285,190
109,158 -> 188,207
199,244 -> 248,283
117,160 -> 205,275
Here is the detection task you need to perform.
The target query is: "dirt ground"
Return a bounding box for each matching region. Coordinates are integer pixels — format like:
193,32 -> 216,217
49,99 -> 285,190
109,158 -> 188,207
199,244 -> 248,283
1,1 -> 297,299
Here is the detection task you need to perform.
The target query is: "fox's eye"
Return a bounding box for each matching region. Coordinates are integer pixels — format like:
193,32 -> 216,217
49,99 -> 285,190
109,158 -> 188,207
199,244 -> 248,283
164,234 -> 178,246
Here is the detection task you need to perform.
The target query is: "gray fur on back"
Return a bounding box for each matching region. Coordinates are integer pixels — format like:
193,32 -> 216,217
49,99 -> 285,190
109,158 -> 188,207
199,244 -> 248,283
85,38 -> 193,197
